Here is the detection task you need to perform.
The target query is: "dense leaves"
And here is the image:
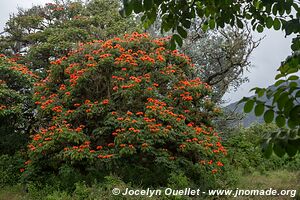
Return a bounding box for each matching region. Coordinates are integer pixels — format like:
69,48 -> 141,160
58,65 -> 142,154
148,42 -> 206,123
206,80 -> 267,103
0,0 -> 138,73
122,0 -> 300,156
25,33 -> 226,184
122,0 -> 299,47
0,54 -> 37,155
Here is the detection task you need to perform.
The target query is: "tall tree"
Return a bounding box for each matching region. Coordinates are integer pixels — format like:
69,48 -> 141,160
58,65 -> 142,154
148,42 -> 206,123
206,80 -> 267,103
0,0 -> 139,72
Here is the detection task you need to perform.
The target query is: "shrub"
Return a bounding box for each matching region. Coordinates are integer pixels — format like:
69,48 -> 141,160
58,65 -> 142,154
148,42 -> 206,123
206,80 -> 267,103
26,33 -> 227,187
225,123 -> 300,173
0,154 -> 24,187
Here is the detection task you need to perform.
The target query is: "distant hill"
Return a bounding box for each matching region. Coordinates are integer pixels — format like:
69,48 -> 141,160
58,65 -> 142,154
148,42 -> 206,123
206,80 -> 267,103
225,80 -> 300,127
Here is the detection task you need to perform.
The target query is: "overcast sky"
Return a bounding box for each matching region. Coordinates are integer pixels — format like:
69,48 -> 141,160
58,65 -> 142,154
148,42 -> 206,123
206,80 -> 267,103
0,0 -> 294,105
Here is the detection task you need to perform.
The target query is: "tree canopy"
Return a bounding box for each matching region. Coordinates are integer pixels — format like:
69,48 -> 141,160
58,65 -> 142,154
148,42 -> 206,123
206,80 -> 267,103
0,0 -> 138,72
26,32 -> 226,186
121,0 -> 300,157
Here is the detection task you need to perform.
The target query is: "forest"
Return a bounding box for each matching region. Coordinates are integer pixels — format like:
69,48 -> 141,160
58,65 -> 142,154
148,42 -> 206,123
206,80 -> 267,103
0,0 -> 299,199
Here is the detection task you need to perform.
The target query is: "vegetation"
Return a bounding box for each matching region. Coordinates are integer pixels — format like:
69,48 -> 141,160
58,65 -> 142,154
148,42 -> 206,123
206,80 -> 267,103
122,0 -> 300,156
0,0 -> 299,199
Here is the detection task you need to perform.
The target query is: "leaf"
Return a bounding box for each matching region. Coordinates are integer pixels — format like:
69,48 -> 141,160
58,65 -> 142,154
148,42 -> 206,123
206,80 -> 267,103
288,75 -> 299,80
286,143 -> 298,157
209,19 -> 215,29
272,3 -> 278,15
254,88 -> 265,97
172,34 -> 183,47
277,92 -> 289,110
275,79 -> 285,87
144,0 -> 153,11
133,0 -> 144,13
177,26 -> 187,38
275,115 -> 286,128
181,19 -> 191,29
257,24 -> 264,33
287,118 -> 298,129
169,38 -> 176,50
244,100 -> 254,113
289,105 -> 300,122
264,109 -> 274,123
266,16 -> 273,29
254,103 -> 265,116
273,141 -> 286,157
283,98 -> 294,117
273,18 -> 281,30
236,18 -> 243,29
275,73 -> 285,80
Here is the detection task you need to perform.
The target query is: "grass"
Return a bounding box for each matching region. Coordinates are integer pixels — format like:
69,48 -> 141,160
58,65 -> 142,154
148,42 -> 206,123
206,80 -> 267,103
0,170 -> 299,200
231,170 -> 300,200
0,185 -> 25,200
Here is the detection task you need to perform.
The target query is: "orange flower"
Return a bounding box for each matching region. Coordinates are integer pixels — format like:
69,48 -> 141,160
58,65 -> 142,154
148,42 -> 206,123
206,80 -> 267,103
59,84 -> 66,90
96,145 -> 103,150
217,161 -> 224,167
20,168 -> 25,173
102,99 -> 109,105
107,143 -> 115,147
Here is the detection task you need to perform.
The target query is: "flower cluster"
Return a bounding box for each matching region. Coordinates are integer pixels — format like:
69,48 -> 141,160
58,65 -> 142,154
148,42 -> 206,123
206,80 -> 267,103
29,32 -> 225,176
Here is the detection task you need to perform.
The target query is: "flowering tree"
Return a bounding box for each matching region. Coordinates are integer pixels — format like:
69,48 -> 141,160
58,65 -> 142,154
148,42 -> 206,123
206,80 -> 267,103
27,33 -> 227,184
0,55 -> 37,155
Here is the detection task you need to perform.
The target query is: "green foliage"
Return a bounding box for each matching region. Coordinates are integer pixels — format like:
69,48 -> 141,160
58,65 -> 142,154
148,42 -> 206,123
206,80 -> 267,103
123,0 -> 300,156
1,0 -> 139,72
0,55 -> 37,155
122,0 -> 299,48
0,154 -> 24,187
225,123 -> 300,173
25,32 -> 226,188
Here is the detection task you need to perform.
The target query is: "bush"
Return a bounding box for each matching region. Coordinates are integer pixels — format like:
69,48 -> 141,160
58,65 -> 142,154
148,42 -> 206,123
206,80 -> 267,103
25,32 -> 227,188
0,154 -> 24,187
225,123 -> 300,173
